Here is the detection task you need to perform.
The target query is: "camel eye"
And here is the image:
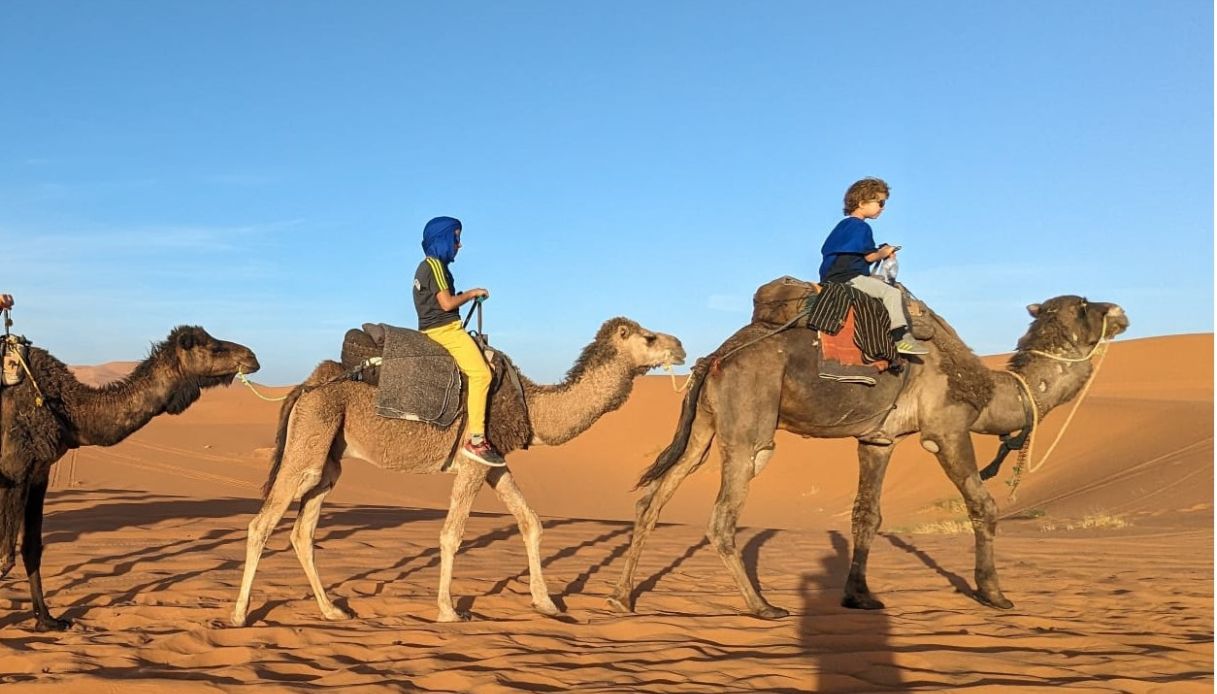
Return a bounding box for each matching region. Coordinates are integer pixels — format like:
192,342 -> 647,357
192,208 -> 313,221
644,334 -> 657,344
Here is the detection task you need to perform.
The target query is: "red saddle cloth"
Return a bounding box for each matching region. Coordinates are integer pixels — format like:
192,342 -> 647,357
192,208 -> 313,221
820,307 -> 891,372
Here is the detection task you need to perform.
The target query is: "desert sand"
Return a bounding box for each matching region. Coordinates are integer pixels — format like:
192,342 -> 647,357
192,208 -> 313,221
0,333 -> 1211,692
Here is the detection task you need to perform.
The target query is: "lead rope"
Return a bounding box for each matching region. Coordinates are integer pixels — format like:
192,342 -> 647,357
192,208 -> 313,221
661,307 -> 814,394
3,308 -> 45,407
235,371 -> 288,402
661,359 -> 693,392
1003,315 -> 1111,499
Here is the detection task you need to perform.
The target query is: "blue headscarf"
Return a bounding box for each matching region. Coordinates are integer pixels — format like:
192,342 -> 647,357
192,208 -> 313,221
421,216 -> 461,264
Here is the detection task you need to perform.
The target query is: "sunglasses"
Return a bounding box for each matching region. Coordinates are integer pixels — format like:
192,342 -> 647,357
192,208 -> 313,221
875,199 -> 886,208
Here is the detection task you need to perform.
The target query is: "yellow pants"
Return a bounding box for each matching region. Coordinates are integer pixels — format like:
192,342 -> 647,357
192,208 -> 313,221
423,321 -> 491,437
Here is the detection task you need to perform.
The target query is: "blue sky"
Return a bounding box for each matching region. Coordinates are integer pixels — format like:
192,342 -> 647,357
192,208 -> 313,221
2,2 -> 1211,384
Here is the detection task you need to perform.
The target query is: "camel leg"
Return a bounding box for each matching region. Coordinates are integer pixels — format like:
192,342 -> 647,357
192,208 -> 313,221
22,477 -> 69,631
290,457 -> 352,621
487,468 -> 560,617
926,430 -> 1013,609
436,461 -> 489,623
607,418 -> 714,613
231,480 -> 297,627
842,442 -> 894,610
709,438 -> 787,619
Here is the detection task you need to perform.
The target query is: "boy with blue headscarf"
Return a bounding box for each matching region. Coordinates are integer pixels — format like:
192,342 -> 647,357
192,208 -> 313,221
414,216 -> 506,467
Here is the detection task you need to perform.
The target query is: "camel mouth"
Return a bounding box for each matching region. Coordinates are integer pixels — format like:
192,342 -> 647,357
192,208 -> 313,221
656,349 -> 686,368
1105,314 -> 1130,338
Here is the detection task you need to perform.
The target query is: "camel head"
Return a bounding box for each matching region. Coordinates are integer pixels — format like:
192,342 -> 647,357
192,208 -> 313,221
596,317 -> 686,373
167,325 -> 261,387
1019,296 -> 1129,354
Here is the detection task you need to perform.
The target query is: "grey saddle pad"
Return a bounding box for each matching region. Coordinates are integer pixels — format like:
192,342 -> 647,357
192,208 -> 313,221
362,324 -> 464,427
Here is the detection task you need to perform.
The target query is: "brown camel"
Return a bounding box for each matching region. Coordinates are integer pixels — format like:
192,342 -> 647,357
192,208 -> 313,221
608,295 -> 1128,617
231,317 -> 684,626
0,326 -> 259,630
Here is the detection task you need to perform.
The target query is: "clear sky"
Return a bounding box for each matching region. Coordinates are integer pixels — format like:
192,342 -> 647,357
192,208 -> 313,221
2,2 -> 1212,384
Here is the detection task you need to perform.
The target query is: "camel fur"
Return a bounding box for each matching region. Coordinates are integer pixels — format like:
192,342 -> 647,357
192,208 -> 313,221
608,295 -> 1128,618
231,317 -> 685,626
0,326 -> 259,631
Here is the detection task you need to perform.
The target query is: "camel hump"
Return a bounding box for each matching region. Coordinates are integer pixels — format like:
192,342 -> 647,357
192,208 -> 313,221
752,276 -> 820,327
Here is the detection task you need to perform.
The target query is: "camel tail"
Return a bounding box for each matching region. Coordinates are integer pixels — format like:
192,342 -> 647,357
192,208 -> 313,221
635,366 -> 709,490
261,382 -> 309,498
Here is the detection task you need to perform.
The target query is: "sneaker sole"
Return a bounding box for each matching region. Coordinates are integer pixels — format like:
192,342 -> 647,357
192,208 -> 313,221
462,450 -> 508,467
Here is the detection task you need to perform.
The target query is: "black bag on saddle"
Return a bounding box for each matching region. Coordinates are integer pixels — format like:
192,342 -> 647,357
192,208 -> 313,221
341,324 -> 464,427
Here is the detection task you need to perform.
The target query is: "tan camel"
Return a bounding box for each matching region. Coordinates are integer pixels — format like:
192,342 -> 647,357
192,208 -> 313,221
609,295 -> 1127,617
231,317 -> 684,626
0,326 -> 259,630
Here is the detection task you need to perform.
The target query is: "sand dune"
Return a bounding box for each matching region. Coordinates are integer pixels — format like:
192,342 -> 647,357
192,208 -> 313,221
0,334 -> 1210,691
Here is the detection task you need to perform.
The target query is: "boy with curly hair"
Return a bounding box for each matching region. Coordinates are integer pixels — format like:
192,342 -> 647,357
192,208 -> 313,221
819,177 -> 928,355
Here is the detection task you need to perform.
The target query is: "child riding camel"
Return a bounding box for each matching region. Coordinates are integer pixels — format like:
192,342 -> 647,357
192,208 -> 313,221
414,217 -> 506,467
819,178 -> 928,355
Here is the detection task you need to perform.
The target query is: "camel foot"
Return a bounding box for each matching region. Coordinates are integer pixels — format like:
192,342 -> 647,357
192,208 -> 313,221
230,611 -> 249,628
978,592 -> 1014,610
751,604 -> 790,620
841,593 -> 886,610
533,599 -> 561,617
321,607 -> 355,621
319,601 -> 355,621
35,615 -> 72,632
436,610 -> 472,623
605,593 -> 634,614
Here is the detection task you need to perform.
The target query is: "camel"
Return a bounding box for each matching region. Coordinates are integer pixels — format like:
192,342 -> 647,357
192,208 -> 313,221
608,295 -> 1128,617
0,325 -> 259,631
231,317 -> 684,626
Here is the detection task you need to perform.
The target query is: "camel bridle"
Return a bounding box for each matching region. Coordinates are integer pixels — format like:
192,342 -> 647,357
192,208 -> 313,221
996,314 -> 1114,500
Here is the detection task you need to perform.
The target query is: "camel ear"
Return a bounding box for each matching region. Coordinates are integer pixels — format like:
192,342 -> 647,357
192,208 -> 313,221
177,330 -> 197,350
617,324 -> 631,340
1026,303 -> 1041,317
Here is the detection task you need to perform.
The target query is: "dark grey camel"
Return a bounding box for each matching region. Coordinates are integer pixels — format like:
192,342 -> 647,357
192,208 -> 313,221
0,326 -> 259,630
608,295 -> 1128,617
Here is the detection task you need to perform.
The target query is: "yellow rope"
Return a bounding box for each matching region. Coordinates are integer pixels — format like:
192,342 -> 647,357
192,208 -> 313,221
236,371 -> 288,402
1003,314 -> 1112,498
1003,371 -> 1039,501
1028,340 -> 1109,473
6,336 -> 45,407
661,360 -> 693,393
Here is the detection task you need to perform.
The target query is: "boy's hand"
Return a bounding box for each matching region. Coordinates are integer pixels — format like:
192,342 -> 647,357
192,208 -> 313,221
469,288 -> 490,300
877,245 -> 896,259
0,294 -> 12,310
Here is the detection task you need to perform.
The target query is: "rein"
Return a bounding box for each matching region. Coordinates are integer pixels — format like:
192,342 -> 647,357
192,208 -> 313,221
989,315 -> 1112,499
660,307 -> 813,394
2,308 -> 45,407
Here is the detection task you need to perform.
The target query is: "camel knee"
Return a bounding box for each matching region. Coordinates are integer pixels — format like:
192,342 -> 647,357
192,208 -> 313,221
246,512 -> 279,547
852,506 -> 882,535
634,486 -> 656,518
707,513 -> 738,555
289,524 -> 313,552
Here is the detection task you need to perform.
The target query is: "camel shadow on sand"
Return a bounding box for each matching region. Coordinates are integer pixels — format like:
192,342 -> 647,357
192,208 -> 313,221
3,488 -> 579,629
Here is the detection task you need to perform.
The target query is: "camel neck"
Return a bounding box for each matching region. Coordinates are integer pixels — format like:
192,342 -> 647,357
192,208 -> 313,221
63,360 -> 198,447
972,353 -> 1094,435
523,360 -> 642,446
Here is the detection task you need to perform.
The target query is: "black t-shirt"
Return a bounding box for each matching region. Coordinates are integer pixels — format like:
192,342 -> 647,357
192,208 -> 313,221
413,257 -> 460,330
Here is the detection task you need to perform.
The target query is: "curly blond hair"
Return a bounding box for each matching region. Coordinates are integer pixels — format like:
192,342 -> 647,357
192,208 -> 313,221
843,177 -> 890,215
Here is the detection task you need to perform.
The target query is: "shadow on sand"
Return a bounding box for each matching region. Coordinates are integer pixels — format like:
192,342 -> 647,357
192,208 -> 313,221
799,530 -> 903,691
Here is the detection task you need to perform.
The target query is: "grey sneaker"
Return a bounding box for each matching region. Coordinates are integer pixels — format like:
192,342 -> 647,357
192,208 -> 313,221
895,337 -> 929,355
462,438 -> 507,467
